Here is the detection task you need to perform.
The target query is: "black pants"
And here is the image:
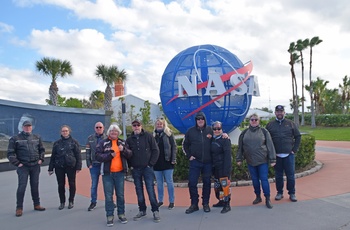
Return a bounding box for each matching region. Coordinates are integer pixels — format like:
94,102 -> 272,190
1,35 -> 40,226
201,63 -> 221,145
55,167 -> 76,203
16,164 -> 41,208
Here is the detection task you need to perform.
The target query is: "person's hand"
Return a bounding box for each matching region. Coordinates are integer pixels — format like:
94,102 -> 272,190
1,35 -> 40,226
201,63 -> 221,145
76,170 -> 81,174
38,160 -> 42,165
118,144 -> 124,152
271,163 -> 276,167
237,162 -> 242,166
18,163 -> 23,167
189,156 -> 196,161
48,171 -> 54,176
110,150 -> 116,157
222,133 -> 229,139
88,165 -> 92,169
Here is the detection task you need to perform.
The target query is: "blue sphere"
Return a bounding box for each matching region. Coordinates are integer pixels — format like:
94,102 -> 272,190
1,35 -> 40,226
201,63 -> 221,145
160,44 -> 253,134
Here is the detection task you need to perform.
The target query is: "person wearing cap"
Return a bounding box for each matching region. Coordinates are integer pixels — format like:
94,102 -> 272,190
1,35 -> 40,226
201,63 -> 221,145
7,120 -> 46,217
85,122 -> 107,211
126,119 -> 161,223
266,105 -> 301,202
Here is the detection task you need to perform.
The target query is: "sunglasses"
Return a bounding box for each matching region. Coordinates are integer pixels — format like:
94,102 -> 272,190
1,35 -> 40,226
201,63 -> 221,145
95,127 -> 103,129
196,117 -> 204,121
132,124 -> 141,127
213,128 -> 222,131
250,119 -> 259,121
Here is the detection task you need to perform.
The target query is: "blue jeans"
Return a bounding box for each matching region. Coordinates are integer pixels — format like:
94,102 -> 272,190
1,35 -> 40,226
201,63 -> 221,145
188,160 -> 212,205
89,163 -> 101,203
132,167 -> 158,212
154,169 -> 175,203
102,171 -> 125,217
248,163 -> 270,197
16,164 -> 41,208
275,154 -> 296,195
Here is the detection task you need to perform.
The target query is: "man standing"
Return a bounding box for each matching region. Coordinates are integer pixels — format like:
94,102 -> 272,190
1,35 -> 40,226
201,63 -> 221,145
86,121 -> 107,211
7,120 -> 46,217
266,105 -> 301,202
126,119 -> 160,223
182,111 -> 213,214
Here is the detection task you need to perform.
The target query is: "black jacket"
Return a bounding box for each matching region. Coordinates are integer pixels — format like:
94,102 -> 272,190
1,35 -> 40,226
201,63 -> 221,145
7,131 -> 45,167
49,135 -> 82,171
126,129 -> 159,168
85,132 -> 107,167
211,135 -> 232,178
95,138 -> 132,174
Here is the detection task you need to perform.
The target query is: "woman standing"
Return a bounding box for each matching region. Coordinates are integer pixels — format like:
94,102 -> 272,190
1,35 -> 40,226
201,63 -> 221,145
236,114 -> 276,209
95,124 -> 132,227
153,117 -> 177,210
210,121 -> 232,214
48,125 -> 82,210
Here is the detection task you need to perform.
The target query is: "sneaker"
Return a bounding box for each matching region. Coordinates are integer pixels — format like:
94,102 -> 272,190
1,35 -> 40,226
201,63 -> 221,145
157,202 -> 163,207
68,202 -> 74,209
15,208 -> 23,217
107,216 -> 114,227
133,211 -> 146,221
88,202 -> 96,211
275,193 -> 284,200
118,214 -> 128,224
212,200 -> 224,207
185,204 -> 199,214
153,211 -> 161,223
58,203 -> 65,210
289,194 -> 298,202
34,205 -> 46,211
203,204 -> 211,213
168,203 -> 174,210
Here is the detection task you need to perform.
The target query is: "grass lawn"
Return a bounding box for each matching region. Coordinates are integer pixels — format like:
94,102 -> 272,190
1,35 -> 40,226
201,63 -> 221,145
299,126 -> 350,141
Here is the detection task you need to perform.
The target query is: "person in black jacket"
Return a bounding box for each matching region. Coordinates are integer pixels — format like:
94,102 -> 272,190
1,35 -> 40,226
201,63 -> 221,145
95,124 -> 132,227
210,121 -> 232,213
7,120 -> 46,217
126,119 -> 160,223
266,105 -> 301,202
48,125 -> 82,210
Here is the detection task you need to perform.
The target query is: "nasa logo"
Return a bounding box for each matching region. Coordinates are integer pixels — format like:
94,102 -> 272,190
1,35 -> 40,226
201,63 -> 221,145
159,44 -> 259,134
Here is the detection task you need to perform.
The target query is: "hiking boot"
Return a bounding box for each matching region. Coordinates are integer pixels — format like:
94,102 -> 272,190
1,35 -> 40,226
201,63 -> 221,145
58,203 -> 65,210
157,201 -> 163,207
106,216 -> 114,227
153,211 -> 161,223
133,211 -> 146,221
118,214 -> 128,224
289,194 -> 298,202
68,202 -> 74,209
15,208 -> 23,217
168,203 -> 174,210
275,193 -> 284,200
265,196 -> 273,209
34,205 -> 46,211
220,202 -> 231,214
252,195 -> 262,205
88,202 -> 96,211
185,204 -> 199,214
212,200 -> 224,207
203,204 -> 211,213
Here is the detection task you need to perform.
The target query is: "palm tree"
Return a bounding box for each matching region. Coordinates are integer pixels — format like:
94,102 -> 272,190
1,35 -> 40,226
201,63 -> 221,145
89,90 -> 105,109
308,36 -> 323,128
312,77 -> 329,115
339,75 -> 350,114
95,64 -> 127,111
295,38 -> 309,126
36,57 -> 73,106
288,42 -> 300,127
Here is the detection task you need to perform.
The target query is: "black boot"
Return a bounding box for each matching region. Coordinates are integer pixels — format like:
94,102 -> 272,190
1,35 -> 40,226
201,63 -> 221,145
213,200 -> 224,207
220,202 -> 231,214
252,195 -> 262,205
265,196 -> 273,209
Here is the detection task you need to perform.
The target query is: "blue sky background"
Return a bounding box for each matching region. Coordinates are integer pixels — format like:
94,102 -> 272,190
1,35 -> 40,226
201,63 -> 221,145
1,0 -> 349,113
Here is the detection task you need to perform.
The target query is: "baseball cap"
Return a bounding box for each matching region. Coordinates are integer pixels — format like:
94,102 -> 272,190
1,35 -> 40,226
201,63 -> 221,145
131,119 -> 142,125
275,105 -> 285,111
22,120 -> 32,126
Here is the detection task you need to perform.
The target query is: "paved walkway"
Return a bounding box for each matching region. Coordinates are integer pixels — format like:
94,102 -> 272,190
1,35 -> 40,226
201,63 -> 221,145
1,141 -> 350,230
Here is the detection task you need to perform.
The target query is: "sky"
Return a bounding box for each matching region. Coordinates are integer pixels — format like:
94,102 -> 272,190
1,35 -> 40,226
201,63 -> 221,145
0,0 -> 349,113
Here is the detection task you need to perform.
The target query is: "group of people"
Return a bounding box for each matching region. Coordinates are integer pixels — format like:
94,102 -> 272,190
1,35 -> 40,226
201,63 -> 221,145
7,104 -> 300,226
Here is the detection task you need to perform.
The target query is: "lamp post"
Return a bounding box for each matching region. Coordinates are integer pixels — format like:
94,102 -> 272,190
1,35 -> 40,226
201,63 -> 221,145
122,101 -> 126,140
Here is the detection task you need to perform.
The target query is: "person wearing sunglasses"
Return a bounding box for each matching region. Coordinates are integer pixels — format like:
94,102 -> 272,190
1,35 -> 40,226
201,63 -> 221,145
126,119 -> 161,223
210,121 -> 232,214
236,114 -> 276,209
85,122 -> 107,211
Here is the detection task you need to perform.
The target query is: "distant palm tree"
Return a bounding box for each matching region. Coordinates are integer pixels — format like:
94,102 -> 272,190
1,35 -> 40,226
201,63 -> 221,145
89,90 -> 104,109
36,57 -> 73,106
288,42 -> 300,126
295,38 -> 309,126
339,75 -> 350,114
95,64 -> 127,111
308,36 -> 323,128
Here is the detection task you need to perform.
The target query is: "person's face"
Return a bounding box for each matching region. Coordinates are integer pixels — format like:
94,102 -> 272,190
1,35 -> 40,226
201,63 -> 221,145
196,117 -> 205,128
61,127 -> 70,138
212,125 -> 223,135
275,110 -> 285,120
22,125 -> 32,133
95,122 -> 104,135
132,123 -> 142,134
249,116 -> 260,127
109,128 -> 119,140
156,121 -> 164,130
